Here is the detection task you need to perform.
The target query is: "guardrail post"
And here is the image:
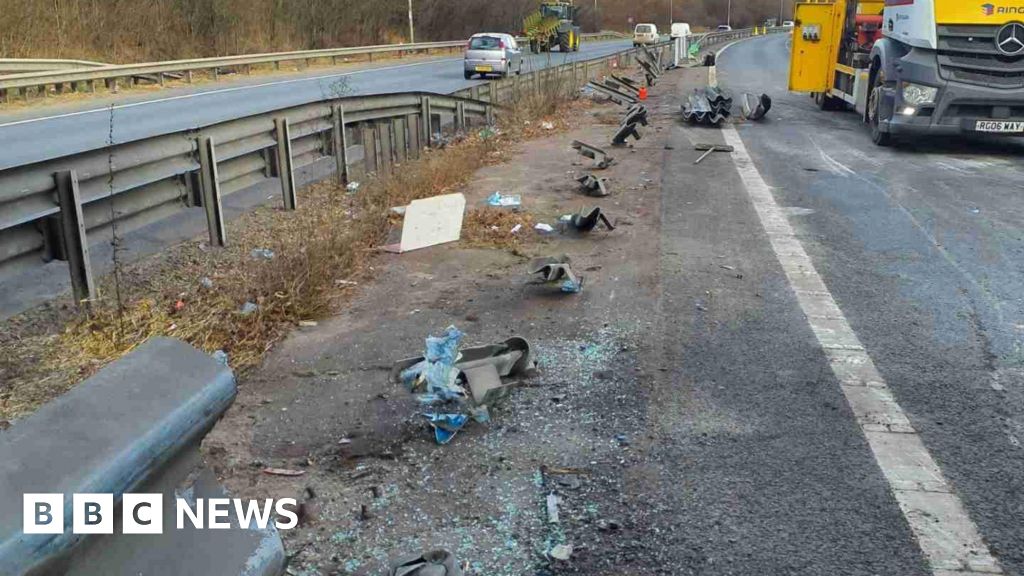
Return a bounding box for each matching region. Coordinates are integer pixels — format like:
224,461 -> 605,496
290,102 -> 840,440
420,96 -> 432,148
274,117 -> 297,211
456,102 -> 466,132
471,86 -> 480,100
197,137 -> 227,247
332,104 -> 349,184
54,169 -> 96,306
486,102 -> 494,126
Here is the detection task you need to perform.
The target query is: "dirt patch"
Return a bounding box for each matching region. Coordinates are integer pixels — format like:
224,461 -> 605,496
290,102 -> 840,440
202,68 -> 676,575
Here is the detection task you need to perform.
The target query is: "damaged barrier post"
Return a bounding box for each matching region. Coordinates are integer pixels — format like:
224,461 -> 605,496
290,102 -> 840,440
274,117 -> 297,210
571,140 -> 614,169
54,169 -> 96,305
529,255 -> 583,293
576,174 -> 610,197
611,122 -> 642,146
585,81 -> 636,106
569,207 -> 615,232
197,136 -> 227,247
741,93 -> 773,121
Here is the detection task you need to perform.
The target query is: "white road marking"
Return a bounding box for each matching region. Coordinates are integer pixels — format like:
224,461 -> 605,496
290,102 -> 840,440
719,104 -> 1004,573
0,57 -> 464,128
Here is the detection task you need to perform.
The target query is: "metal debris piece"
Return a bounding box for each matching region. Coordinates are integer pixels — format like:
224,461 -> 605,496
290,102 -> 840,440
570,207 -> 615,232
529,255 -> 583,293
390,549 -> 463,576
611,122 -> 642,146
584,80 -> 637,106
622,103 -> 649,127
682,86 -> 734,126
397,326 -> 467,400
693,143 -> 735,164
742,92 -> 773,121
610,74 -> 641,95
571,140 -> 614,169
576,174 -> 610,197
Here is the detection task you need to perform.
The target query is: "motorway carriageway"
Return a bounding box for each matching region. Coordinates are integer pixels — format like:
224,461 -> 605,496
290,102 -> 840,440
710,32 -> 1024,574
0,39 -> 634,171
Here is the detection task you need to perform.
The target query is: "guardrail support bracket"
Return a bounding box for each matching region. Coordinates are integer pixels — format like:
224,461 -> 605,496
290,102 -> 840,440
275,117 -> 298,210
197,137 -> 227,247
54,169 -> 96,306
332,104 -> 349,184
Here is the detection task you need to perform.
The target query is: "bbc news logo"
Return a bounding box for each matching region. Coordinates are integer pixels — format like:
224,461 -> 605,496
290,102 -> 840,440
24,494 -> 299,535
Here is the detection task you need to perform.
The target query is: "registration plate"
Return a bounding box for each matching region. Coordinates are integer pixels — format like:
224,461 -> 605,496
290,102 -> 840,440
975,120 -> 1024,133
475,65 -> 493,72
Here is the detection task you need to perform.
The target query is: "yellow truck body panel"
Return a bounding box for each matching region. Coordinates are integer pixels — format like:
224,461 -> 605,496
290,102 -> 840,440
788,1 -> 848,93
935,0 -> 1024,25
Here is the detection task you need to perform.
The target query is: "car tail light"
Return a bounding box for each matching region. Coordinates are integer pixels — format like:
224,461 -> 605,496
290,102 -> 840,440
499,40 -> 506,49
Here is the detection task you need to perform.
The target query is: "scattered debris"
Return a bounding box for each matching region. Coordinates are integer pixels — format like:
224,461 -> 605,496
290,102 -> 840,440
571,140 -> 615,169
423,413 -> 469,444
487,191 -> 522,208
546,493 -> 561,524
212,350 -> 229,366
298,320 -> 318,327
262,467 -> 306,477
390,206 -> 407,215
576,174 -> 610,197
335,279 -> 359,286
384,193 -> 466,253
622,103 -> 649,127
585,80 -> 637,106
346,181 -> 361,193
741,93 -> 773,121
250,248 -> 275,260
611,121 -> 642,146
570,207 -> 616,232
548,544 -> 574,561
199,276 -> 214,289
529,255 -> 584,293
391,329 -> 538,443
541,121 -> 555,130
390,549 -> 462,576
239,301 -> 259,315
694,143 -> 735,164
534,223 -> 555,233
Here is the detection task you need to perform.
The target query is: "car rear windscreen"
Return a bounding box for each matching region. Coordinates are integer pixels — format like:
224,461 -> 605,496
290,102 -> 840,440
636,25 -> 654,33
470,36 -> 502,50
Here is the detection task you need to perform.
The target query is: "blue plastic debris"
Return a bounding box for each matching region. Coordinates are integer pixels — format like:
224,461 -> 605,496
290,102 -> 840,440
561,278 -> 583,293
424,413 -> 469,445
400,326 -> 466,400
487,192 -> 522,208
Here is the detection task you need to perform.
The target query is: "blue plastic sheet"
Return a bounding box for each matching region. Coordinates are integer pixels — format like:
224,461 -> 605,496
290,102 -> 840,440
424,413 -> 469,444
399,326 -> 466,400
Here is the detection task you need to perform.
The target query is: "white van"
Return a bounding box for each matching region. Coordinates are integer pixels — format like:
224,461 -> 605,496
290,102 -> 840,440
633,23 -> 659,46
670,23 -> 691,39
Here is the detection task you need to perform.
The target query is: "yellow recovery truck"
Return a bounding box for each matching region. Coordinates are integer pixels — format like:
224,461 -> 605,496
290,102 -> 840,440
789,0 -> 1024,145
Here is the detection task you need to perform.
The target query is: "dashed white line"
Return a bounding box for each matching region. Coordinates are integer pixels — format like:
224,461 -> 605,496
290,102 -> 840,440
720,113 -> 1004,575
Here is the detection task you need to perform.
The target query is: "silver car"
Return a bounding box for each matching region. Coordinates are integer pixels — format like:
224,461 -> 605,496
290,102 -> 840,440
464,33 -> 523,79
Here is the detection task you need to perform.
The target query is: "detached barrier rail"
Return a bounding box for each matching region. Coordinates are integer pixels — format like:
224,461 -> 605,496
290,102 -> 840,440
0,41 -> 660,311
0,32 -> 628,102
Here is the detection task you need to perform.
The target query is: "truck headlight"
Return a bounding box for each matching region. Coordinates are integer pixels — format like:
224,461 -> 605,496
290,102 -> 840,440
902,83 -> 938,106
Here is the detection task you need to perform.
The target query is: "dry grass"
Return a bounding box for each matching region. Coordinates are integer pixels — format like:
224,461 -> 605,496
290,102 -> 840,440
461,209 -> 538,249
0,75 -> 590,422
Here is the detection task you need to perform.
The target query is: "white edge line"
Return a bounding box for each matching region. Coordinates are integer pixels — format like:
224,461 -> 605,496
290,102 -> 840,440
718,93 -> 1003,573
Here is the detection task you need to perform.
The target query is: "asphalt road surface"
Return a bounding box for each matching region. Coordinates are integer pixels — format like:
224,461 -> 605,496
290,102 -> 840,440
0,40 -> 633,171
714,33 -> 1024,574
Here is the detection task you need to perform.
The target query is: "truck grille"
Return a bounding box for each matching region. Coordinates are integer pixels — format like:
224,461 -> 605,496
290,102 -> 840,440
936,25 -> 1024,88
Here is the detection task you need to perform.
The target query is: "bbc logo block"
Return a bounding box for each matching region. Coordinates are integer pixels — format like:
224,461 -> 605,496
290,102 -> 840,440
23,494 -> 297,535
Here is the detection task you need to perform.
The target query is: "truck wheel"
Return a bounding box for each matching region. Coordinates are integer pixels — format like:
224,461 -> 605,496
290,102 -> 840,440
559,35 -> 570,52
464,71 -> 473,80
868,69 -> 893,146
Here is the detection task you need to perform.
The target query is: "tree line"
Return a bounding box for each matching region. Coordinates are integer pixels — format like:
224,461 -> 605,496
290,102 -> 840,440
0,0 -> 795,62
